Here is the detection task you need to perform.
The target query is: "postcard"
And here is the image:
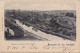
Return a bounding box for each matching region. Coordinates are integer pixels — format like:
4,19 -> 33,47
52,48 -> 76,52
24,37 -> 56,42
0,0 -> 80,53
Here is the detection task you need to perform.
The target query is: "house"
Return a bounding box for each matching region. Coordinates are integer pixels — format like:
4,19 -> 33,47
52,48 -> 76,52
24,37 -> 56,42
5,19 -> 24,38
45,17 -> 52,24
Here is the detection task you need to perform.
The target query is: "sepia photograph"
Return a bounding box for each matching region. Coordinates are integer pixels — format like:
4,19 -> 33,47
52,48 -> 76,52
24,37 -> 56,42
4,1 -> 76,41
1,0 -> 80,53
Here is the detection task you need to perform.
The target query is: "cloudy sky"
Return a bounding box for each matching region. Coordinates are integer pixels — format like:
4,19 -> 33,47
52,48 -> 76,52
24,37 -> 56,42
5,0 -> 76,10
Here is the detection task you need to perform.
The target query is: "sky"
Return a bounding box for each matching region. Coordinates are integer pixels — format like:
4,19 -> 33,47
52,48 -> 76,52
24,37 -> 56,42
5,0 -> 76,11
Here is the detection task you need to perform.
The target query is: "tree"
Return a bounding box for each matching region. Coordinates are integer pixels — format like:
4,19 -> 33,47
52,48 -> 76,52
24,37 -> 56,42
66,12 -> 74,17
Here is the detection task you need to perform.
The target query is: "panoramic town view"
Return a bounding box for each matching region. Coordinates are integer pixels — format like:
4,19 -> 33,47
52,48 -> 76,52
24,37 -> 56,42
5,9 -> 76,41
